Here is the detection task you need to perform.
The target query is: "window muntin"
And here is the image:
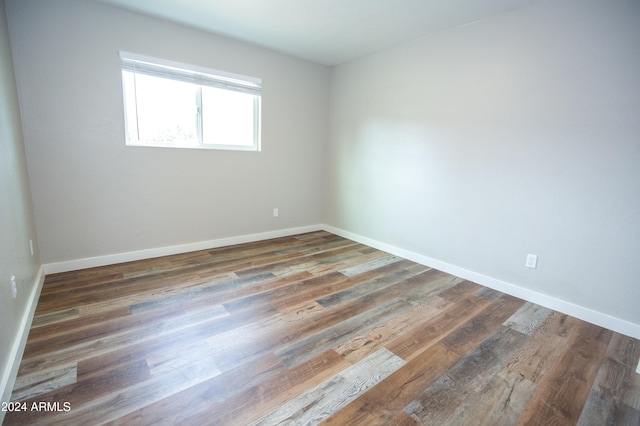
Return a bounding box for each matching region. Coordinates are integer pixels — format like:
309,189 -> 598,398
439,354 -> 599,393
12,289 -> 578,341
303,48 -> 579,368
120,52 -> 261,151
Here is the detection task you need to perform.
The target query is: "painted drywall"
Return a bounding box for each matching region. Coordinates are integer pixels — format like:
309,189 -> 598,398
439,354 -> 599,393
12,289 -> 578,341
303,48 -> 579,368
6,0 -> 329,264
326,0 -> 640,326
0,0 -> 42,411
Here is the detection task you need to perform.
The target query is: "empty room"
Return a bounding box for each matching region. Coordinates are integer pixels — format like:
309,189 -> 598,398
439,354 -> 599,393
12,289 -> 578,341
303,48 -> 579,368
1,0 -> 639,424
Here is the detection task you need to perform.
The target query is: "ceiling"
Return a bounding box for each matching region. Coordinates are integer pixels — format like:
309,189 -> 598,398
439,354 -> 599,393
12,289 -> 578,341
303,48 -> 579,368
95,0 -> 539,66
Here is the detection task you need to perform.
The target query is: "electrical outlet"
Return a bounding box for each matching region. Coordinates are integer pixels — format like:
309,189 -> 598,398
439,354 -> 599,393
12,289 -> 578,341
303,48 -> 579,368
10,275 -> 17,298
273,208 -> 279,218
29,239 -> 34,256
526,254 -> 538,269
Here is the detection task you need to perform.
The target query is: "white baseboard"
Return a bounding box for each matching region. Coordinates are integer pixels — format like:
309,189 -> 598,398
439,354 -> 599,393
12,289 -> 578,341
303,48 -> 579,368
1,265 -> 45,422
43,224 -> 324,274
324,225 -> 640,340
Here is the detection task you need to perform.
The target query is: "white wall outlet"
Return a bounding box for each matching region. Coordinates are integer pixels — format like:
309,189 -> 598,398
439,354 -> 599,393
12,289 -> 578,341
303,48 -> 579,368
10,275 -> 17,298
273,208 -> 279,218
526,254 -> 538,269
29,239 -> 34,256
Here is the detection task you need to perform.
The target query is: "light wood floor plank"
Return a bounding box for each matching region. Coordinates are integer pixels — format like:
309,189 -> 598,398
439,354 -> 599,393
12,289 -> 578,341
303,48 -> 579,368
503,301 -> 553,336
249,348 -> 405,426
321,343 -> 461,425
11,363 -> 77,402
191,350 -> 352,426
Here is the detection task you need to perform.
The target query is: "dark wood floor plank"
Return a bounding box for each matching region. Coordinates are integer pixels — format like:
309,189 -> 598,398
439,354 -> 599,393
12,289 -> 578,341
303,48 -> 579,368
447,368 -> 538,426
22,305 -> 172,358
440,294 -> 525,356
334,295 -> 451,363
128,272 -> 276,314
315,270 -> 466,338
387,411 -> 421,426
505,311 -> 581,385
37,235 -> 331,312
404,327 -> 528,424
221,271 -> 348,313
324,299 -> 529,425
442,304 -> 556,426
179,270 -> 314,313
203,233 -> 338,268
211,295 -> 409,373
437,279 -> 484,302
269,264 -> 406,312
386,295 -> 490,361
26,306 -> 131,344
473,286 -> 504,302
233,241 -> 368,278
274,298 -> 412,368
68,271 -> 233,316
39,272 -> 125,296
516,321 -> 612,425
6,231 -> 638,425
321,343 -> 461,425
206,268 -> 455,374
577,333 -> 640,426
314,263 -> 426,309
34,269 -> 231,314
196,276 -> 425,373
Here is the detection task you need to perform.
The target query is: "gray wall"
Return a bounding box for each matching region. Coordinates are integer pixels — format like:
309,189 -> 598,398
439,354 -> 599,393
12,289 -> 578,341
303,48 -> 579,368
326,0 -> 640,326
6,0 -> 330,265
4,0 -> 640,374
0,0 -> 41,409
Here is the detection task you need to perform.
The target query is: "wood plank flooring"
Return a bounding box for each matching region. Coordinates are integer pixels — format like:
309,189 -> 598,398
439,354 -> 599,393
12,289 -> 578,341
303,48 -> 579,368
5,231 -> 640,425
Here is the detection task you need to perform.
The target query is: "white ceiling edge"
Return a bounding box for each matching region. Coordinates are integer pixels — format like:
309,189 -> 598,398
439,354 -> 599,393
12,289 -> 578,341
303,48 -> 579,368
94,0 -> 540,66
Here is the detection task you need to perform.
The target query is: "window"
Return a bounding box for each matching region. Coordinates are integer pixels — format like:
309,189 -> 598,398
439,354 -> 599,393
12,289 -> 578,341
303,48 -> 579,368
120,51 -> 261,151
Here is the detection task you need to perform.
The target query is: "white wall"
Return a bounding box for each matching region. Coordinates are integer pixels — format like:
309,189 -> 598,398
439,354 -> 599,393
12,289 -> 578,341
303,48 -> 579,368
326,0 -> 640,329
6,0 -> 329,265
0,0 -> 42,413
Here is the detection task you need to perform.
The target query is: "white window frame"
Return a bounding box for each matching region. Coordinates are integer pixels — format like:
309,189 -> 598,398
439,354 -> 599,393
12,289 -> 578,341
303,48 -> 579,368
120,51 -> 261,151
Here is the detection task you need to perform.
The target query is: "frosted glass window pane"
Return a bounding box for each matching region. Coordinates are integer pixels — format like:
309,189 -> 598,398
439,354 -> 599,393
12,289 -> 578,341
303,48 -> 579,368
202,87 -> 255,147
132,73 -> 199,148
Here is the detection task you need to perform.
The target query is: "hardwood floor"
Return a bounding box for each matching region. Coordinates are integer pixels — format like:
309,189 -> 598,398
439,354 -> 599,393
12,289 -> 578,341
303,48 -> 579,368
5,231 -> 640,425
